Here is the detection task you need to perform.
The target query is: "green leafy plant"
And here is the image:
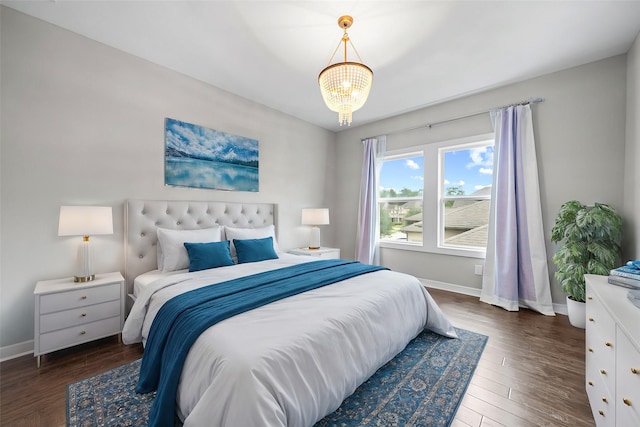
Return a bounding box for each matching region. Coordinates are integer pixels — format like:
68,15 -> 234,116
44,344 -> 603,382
551,201 -> 622,302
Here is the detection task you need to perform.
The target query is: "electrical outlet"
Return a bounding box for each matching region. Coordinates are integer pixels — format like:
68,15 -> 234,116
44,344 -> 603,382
474,265 -> 483,276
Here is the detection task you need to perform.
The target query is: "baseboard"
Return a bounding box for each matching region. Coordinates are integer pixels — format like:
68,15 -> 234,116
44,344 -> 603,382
0,340 -> 33,362
420,278 -> 482,297
419,278 -> 568,316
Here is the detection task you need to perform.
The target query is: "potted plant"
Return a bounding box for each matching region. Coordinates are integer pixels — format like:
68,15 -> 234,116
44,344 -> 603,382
551,200 -> 622,328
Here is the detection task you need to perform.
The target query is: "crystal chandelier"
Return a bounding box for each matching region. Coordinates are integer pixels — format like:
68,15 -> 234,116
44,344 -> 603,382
318,15 -> 373,126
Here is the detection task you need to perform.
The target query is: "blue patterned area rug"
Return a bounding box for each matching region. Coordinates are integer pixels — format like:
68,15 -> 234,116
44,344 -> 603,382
67,328 -> 486,427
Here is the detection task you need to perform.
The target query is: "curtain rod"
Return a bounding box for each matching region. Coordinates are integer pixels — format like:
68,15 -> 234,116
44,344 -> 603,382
364,97 -> 544,140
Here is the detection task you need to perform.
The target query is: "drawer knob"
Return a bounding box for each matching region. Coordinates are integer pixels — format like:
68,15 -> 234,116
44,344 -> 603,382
598,410 -> 604,416
588,317 -> 594,322
602,397 -> 608,403
588,296 -> 593,300
632,368 -> 639,375
588,348 -> 593,353
80,330 -> 86,335
81,295 -> 87,300
600,369 -> 607,375
81,313 -> 87,317
623,398 -> 632,407
588,381 -> 594,386
605,342 -> 613,347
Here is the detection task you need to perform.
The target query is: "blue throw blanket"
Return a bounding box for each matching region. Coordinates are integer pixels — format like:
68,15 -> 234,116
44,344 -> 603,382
136,259 -> 387,427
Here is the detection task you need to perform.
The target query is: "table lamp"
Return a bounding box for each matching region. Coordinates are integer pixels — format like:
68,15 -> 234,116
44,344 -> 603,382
301,208 -> 330,249
58,206 -> 113,282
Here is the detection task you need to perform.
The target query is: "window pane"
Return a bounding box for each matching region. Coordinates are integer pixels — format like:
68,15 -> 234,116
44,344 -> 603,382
442,198 -> 490,248
379,154 -> 423,244
442,145 -> 493,197
441,144 -> 493,249
380,200 -> 423,243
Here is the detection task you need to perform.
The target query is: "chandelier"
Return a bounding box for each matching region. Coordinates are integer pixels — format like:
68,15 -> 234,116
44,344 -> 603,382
318,15 -> 373,126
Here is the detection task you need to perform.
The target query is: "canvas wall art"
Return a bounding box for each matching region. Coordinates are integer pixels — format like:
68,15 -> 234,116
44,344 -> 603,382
164,118 -> 259,192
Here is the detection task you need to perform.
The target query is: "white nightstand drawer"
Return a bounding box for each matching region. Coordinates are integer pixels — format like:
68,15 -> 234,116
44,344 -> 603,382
39,316 -> 121,354
39,300 -> 121,333
289,247 -> 340,259
40,283 -> 121,314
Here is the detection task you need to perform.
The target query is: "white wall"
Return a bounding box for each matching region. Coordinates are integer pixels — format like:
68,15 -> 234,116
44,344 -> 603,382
334,55 -> 629,305
0,7 -> 336,352
624,31 -> 640,259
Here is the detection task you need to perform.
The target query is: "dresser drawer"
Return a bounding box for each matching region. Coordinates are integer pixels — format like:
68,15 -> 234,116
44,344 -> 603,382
587,360 -> 615,427
39,283 -> 121,314
586,293 -> 617,396
39,316 -> 121,354
616,330 -> 640,427
39,300 -> 121,333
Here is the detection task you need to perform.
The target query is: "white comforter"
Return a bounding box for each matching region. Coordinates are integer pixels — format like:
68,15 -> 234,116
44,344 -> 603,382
123,254 -> 456,427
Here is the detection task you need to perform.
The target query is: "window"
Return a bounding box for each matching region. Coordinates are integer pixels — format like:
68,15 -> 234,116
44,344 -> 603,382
379,134 -> 494,257
439,142 -> 493,250
379,152 -> 424,245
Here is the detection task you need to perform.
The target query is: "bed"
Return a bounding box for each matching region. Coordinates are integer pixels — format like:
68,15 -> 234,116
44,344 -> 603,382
121,199 -> 456,427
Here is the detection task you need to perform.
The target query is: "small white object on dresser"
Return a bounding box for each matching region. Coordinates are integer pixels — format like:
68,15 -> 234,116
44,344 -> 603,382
289,247 -> 341,259
33,272 -> 125,367
585,274 -> 640,426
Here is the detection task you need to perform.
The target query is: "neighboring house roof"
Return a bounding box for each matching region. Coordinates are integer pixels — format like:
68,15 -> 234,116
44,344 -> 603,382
404,212 -> 423,222
400,221 -> 423,233
445,200 -> 490,229
445,224 -> 489,247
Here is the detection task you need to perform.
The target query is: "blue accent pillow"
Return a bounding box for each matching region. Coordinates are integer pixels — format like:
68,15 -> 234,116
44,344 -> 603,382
234,237 -> 279,264
183,241 -> 235,272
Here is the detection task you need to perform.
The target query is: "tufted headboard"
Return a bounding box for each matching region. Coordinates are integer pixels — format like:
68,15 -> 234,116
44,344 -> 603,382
124,199 -> 277,295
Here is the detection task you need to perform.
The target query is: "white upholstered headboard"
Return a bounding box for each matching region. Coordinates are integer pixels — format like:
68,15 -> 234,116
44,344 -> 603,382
124,199 -> 277,295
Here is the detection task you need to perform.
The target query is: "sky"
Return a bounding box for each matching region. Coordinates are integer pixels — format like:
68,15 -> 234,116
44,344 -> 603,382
380,144 -> 494,196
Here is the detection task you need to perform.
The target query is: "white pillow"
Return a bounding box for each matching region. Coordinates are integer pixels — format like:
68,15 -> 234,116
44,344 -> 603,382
224,225 -> 279,257
157,227 -> 222,272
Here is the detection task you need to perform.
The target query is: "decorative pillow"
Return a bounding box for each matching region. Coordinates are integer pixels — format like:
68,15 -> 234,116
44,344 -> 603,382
234,237 -> 279,264
157,227 -> 222,272
224,224 -> 278,257
184,241 -> 234,272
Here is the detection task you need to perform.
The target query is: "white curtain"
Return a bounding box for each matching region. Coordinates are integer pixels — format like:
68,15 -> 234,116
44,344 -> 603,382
480,105 -> 555,315
355,136 -> 386,265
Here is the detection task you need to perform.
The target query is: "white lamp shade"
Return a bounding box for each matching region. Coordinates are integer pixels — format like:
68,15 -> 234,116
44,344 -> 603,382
58,206 -> 113,236
301,208 -> 330,226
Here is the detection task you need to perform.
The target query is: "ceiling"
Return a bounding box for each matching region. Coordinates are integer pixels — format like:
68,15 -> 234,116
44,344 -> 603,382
3,1 -> 640,132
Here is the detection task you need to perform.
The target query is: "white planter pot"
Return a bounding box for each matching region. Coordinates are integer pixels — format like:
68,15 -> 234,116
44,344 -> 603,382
566,296 -> 586,329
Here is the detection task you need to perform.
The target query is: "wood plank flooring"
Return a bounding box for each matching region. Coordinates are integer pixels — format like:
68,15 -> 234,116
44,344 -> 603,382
0,289 -> 594,427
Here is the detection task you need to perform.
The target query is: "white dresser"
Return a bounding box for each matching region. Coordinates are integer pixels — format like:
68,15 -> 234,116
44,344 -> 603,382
34,272 -> 125,367
585,274 -> 640,426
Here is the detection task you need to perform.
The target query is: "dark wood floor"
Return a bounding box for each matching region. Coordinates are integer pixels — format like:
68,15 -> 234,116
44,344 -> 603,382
0,289 -> 594,427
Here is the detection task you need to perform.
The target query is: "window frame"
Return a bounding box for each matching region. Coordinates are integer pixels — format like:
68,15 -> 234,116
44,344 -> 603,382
379,133 -> 494,259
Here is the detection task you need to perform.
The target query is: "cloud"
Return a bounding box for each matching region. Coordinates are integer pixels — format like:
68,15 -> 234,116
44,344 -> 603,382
479,167 -> 493,175
467,146 -> 494,169
411,175 -> 424,181
444,179 -> 450,185
405,159 -> 420,169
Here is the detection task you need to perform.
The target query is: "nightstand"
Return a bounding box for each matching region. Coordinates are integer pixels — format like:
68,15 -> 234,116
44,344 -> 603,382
289,247 -> 341,259
33,271 -> 125,367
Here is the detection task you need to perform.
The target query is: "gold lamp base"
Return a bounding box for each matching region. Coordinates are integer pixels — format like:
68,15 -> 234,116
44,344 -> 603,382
74,275 -> 95,283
